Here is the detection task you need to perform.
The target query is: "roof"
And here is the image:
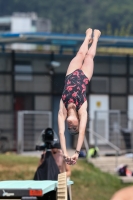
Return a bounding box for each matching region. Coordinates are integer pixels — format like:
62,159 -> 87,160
0,32 -> 133,49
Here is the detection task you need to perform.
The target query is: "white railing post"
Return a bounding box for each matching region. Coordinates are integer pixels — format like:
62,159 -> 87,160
17,111 -> 24,154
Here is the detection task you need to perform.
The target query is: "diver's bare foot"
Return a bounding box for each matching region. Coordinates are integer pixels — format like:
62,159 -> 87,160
86,28 -> 92,36
93,29 -> 101,39
86,28 -> 93,43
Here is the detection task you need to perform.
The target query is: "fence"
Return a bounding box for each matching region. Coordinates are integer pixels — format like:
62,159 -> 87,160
1,109 -> 133,154
0,111 -> 16,152
92,110 -> 133,152
17,111 -> 52,153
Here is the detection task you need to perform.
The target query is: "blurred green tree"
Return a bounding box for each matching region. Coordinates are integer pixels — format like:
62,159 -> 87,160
0,0 -> 133,35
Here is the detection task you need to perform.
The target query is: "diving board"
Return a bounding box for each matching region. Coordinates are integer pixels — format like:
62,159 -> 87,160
0,179 -> 73,198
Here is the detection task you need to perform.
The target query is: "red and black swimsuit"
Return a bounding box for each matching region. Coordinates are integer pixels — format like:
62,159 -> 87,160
62,69 -> 89,111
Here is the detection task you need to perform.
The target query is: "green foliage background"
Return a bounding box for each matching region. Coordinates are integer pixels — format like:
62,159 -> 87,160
0,0 -> 133,36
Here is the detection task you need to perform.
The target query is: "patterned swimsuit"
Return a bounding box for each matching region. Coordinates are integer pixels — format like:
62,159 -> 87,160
62,69 -> 89,111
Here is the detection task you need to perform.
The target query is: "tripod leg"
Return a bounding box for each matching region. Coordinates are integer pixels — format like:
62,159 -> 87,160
67,177 -> 72,200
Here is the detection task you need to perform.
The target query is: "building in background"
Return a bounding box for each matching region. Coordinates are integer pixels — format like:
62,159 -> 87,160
0,34 -> 133,152
0,12 -> 51,50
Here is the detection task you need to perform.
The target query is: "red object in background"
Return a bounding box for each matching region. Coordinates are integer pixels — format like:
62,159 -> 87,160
126,169 -> 132,177
14,95 -> 33,111
14,97 -> 24,111
14,95 -> 34,151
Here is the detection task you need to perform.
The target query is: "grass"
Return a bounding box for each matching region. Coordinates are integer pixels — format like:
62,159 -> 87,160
71,160 -> 132,200
0,153 -> 38,180
0,153 -> 132,200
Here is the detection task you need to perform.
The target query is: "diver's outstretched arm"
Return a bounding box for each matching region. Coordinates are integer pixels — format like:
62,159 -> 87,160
70,110 -> 88,165
58,100 -> 68,157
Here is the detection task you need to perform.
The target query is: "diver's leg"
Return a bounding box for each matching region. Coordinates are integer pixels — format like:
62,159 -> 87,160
81,29 -> 101,80
66,28 -> 92,76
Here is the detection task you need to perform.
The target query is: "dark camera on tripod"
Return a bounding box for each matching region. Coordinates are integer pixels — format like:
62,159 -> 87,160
35,128 -> 54,151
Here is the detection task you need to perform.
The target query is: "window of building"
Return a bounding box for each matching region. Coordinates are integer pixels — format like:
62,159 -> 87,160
0,75 -> 12,91
110,57 -> 127,74
130,58 -> 133,74
0,95 -> 12,110
110,78 -> 127,94
35,96 -> 51,110
31,20 -> 36,26
110,96 -> 127,110
0,24 -> 11,32
91,77 -> 109,93
15,63 -> 32,81
129,78 -> 133,93
94,57 -> 110,74
15,75 -> 51,93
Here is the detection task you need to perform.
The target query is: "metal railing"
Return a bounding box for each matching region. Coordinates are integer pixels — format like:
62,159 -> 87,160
17,110 -> 52,153
87,128 -> 121,167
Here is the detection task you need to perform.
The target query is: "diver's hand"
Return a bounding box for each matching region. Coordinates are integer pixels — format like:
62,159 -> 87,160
63,155 -> 71,163
63,151 -> 79,165
70,153 -> 79,165
64,153 -> 78,165
63,155 -> 74,165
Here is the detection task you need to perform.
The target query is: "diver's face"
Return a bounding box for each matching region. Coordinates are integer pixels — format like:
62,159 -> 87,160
68,126 -> 79,133
67,117 -> 79,133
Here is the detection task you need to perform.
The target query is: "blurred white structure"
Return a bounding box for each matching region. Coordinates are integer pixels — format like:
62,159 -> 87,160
0,12 -> 51,50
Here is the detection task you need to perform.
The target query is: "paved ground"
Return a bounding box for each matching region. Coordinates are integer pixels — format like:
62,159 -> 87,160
89,155 -> 133,183
20,149 -> 75,157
